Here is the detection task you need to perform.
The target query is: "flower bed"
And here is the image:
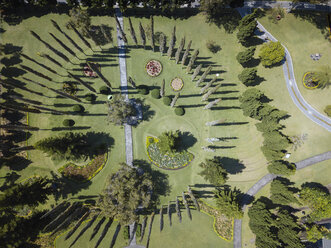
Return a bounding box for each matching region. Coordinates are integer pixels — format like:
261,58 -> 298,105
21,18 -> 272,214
83,62 -> 100,78
146,136 -> 193,170
58,152 -> 108,182
199,200 -> 233,241
170,77 -> 184,91
146,60 -> 162,77
303,72 -> 319,89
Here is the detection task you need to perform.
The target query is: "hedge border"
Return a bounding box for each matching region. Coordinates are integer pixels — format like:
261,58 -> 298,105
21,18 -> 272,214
145,59 -> 163,77
146,136 -> 194,170
58,152 -> 108,183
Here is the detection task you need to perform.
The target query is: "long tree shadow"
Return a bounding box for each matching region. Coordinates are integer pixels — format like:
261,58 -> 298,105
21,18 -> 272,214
178,131 -> 197,151
211,106 -> 241,110
216,121 -> 248,126
217,156 -> 245,174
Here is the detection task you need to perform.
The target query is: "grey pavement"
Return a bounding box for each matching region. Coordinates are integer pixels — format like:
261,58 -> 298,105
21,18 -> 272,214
244,1 -> 331,12
296,151 -> 331,169
115,7 -> 140,248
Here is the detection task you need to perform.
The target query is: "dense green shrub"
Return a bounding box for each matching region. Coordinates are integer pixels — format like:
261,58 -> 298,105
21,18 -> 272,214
259,41 -> 285,67
73,104 -> 85,113
151,88 -> 160,99
85,93 -> 96,102
174,107 -> 185,116
163,96 -> 172,106
99,86 -> 111,95
123,225 -> 130,240
136,224 -> 142,238
138,85 -> 149,95
63,119 -> 75,127
324,105 -> 331,117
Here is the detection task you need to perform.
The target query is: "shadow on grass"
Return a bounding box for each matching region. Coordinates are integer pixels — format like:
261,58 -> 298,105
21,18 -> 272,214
178,131 -> 197,151
218,156 -> 245,174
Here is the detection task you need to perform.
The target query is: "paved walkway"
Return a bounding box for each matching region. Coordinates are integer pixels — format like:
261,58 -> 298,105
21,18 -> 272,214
115,8 -> 142,248
233,151 -> 331,248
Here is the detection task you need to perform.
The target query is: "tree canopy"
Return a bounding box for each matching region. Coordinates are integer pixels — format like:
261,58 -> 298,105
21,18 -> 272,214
198,157 -> 228,186
157,130 -> 180,154
270,177 -> 299,205
238,68 -> 257,86
107,95 -> 136,126
215,187 -> 243,218
259,41 -> 285,67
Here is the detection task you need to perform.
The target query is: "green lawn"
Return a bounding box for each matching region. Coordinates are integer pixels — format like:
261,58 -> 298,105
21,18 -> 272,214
259,10 -> 331,115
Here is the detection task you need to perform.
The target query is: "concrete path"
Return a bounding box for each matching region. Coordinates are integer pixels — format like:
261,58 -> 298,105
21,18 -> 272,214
244,1 -> 331,12
237,6 -> 331,132
233,151 -> 331,248
115,8 -> 142,248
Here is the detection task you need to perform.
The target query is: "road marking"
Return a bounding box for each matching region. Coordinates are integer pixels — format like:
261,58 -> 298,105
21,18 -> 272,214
312,114 -> 331,127
291,87 -> 307,110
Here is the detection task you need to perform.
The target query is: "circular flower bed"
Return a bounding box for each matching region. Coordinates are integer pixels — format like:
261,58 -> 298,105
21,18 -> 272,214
171,77 -> 184,91
146,136 -> 194,170
303,72 -> 319,89
63,82 -> 78,95
146,60 -> 162,77
83,62 -> 100,78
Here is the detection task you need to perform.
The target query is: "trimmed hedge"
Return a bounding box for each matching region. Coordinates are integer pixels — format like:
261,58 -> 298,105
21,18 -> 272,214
85,93 -> 96,102
73,104 -> 85,113
63,119 -> 75,127
138,85 -> 149,95
163,96 -> 172,106
175,107 -> 185,116
99,86 -> 111,95
151,88 -> 160,99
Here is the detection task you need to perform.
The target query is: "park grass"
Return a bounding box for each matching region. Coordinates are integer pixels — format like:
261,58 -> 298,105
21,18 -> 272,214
258,10 -> 331,115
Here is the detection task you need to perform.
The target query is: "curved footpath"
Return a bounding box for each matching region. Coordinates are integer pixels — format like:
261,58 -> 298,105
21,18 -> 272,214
233,151 -> 331,248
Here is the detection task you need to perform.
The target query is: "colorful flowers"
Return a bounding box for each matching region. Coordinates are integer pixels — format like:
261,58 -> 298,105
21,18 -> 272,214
146,60 -> 162,77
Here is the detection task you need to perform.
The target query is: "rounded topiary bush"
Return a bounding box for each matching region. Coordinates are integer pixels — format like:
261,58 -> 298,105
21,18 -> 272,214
99,86 -> 111,95
73,104 -> 85,113
85,94 -> 96,102
163,96 -> 172,106
175,107 -> 185,116
63,119 -> 75,127
151,88 -> 160,99
138,85 -> 149,95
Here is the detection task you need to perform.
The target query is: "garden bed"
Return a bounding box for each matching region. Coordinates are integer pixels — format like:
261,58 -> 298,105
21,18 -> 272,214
146,136 -> 193,170
199,200 -> 233,241
58,152 -> 108,182
170,77 -> 184,91
303,72 -> 319,89
145,60 -> 162,77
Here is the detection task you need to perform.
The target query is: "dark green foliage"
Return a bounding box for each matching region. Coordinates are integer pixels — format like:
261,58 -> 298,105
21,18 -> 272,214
151,89 -> 160,99
255,118 -> 282,133
174,107 -> 185,116
237,21 -> 257,44
262,131 -> 290,151
99,86 -> 110,95
270,177 -> 299,205
66,8 -> 91,37
167,26 -> 176,58
107,95 -> 136,126
239,88 -> 265,119
306,225 -> 323,243
182,193 -> 192,220
261,145 -> 285,162
34,132 -> 89,161
259,41 -> 285,67
181,40 -> 192,65
85,93 -> 96,102
267,160 -> 296,176
63,119 -> 75,127
136,224 -> 142,238
157,130 -> 180,154
150,16 -> 155,51
198,157 -> 228,186
138,85 -> 149,95
73,104 -> 85,113
98,164 -> 153,225
215,187 -> 243,218
206,40 -> 221,53
123,225 -> 130,240
238,68 -> 257,86
236,46 -> 256,66
163,96 -> 172,106
90,217 -> 106,241
324,105 -> 331,116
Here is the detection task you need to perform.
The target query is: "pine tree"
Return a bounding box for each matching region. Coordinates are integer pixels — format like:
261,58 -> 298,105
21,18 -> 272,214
191,64 -> 202,81
139,22 -> 146,48
128,17 -> 138,46
114,15 -> 127,43
204,98 -> 221,110
160,79 -> 165,97
159,33 -> 166,55
202,84 -> 221,101
186,49 -> 199,73
170,92 -> 180,108
181,40 -> 192,65
198,157 -> 228,186
200,76 -> 217,94
175,37 -> 185,64
196,65 -> 212,86
167,26 -> 176,58
150,16 -> 155,51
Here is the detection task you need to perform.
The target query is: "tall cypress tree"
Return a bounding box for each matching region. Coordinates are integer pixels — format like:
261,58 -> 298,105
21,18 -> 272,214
128,17 -> 138,46
196,65 -> 212,87
167,26 -> 176,58
170,92 -> 180,108
191,64 -> 202,81
150,16 -> 155,51
159,34 -> 166,55
181,40 -> 192,65
139,22 -> 146,48
175,37 -> 185,64
186,49 -> 199,73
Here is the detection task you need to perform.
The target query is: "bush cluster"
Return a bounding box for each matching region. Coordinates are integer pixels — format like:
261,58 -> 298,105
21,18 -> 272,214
151,88 -> 160,99
63,119 -> 75,127
163,96 -> 172,106
174,107 -> 185,116
85,93 -> 96,102
73,104 -> 85,113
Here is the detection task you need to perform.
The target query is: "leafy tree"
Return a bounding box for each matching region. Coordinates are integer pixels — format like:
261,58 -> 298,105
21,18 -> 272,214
267,160 -> 296,176
259,41 -> 285,67
236,46 -> 256,66
98,164 -> 153,225
237,18 -> 257,44
300,185 -> 331,221
200,0 -> 232,20
157,130 -> 180,154
215,187 -> 243,218
206,40 -> 221,53
270,177 -> 299,205
239,88 -> 265,119
255,118 -> 282,133
66,8 -> 91,37
306,225 -> 323,243
314,65 -> 331,89
186,49 -> 199,73
261,145 -> 285,162
107,95 -> 136,125
238,68 -> 257,86
198,157 -> 228,186
262,131 -> 290,151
